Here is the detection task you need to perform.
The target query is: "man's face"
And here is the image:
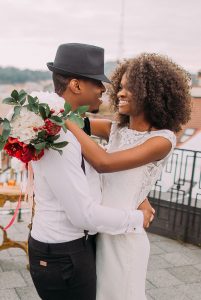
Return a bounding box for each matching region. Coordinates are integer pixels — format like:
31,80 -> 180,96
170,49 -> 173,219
78,78 -> 106,109
88,98 -> 103,114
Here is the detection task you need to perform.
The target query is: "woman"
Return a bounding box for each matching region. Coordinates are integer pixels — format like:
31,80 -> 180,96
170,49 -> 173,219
66,53 -> 191,299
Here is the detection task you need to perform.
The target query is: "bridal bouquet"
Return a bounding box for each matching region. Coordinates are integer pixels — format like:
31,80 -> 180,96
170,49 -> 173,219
0,90 -> 88,163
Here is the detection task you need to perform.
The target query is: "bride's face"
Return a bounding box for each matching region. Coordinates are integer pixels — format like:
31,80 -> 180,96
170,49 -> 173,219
117,73 -> 136,116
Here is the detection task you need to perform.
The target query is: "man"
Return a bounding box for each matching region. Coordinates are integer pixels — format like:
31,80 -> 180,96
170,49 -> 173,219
28,43 -> 154,300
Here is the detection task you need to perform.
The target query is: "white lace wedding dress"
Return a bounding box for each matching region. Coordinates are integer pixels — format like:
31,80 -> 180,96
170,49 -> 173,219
96,123 -> 176,300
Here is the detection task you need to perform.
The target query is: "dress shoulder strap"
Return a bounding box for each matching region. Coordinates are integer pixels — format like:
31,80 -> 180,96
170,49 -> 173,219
144,130 -> 177,166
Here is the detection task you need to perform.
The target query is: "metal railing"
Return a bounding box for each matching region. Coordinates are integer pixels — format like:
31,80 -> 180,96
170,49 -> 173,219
148,148 -> 201,246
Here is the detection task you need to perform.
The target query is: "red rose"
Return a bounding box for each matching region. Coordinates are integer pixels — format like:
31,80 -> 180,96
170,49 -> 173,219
32,149 -> 45,161
19,145 -> 35,163
44,119 -> 61,136
4,139 -> 36,163
8,137 -> 19,144
4,139 -> 23,157
7,137 -> 24,147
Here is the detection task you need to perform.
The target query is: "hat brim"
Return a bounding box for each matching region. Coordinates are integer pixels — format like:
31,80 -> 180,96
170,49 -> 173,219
47,62 -> 111,84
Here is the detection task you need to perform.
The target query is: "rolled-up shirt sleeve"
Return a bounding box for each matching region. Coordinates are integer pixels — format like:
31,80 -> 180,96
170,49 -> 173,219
41,134 -> 143,235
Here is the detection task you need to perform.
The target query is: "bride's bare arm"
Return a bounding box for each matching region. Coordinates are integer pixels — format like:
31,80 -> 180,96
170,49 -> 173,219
89,119 -> 112,140
66,120 -> 172,173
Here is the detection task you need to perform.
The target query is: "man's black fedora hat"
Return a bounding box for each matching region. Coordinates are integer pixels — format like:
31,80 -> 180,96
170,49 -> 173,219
47,43 -> 110,83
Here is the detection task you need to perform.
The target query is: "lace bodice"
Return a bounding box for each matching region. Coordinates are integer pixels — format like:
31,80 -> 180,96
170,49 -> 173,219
101,123 -> 176,209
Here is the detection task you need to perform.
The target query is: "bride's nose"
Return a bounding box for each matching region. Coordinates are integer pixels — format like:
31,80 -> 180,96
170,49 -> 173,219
117,89 -> 126,99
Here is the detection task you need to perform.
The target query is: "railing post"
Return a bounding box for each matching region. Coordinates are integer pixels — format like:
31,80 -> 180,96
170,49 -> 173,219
183,151 -> 197,242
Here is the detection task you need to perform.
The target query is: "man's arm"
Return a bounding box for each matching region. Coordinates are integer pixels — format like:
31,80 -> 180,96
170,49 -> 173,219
41,134 -> 152,234
90,119 -> 112,140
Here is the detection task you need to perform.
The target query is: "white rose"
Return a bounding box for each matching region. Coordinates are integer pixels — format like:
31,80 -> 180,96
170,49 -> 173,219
10,107 -> 44,143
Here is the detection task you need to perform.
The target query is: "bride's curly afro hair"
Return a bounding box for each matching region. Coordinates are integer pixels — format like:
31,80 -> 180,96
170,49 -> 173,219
108,53 -> 192,132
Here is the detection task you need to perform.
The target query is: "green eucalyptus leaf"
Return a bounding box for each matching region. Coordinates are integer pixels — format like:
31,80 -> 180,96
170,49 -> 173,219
50,146 -> 63,155
11,90 -> 19,101
49,116 -> 64,126
64,102 -> 72,114
50,116 -> 63,122
19,89 -> 26,96
2,118 -> 11,140
47,134 -> 60,142
45,106 -> 50,118
28,95 -> 36,106
2,97 -> 18,105
31,103 -> 39,113
26,104 -> 32,112
19,97 -> 26,106
19,91 -> 27,105
62,124 -> 67,133
33,96 -> 39,103
0,140 -> 6,151
68,113 -> 84,128
52,141 -> 68,148
38,103 -> 50,118
75,105 -> 89,115
3,118 -> 11,130
39,105 -> 47,120
40,103 -> 47,106
37,130 -> 46,139
34,142 -> 46,150
0,135 -> 6,150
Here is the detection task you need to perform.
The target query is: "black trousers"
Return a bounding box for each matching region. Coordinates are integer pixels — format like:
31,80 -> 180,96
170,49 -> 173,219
28,235 -> 97,300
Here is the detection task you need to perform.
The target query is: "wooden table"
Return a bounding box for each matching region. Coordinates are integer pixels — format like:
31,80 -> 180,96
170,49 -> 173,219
0,185 -> 28,255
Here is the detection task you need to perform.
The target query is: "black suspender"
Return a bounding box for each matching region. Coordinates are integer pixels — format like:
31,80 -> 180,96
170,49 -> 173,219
81,117 -> 91,240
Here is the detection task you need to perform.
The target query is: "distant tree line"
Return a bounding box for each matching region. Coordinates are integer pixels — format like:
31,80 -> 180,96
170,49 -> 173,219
0,63 -> 117,84
0,64 -> 198,85
0,67 -> 51,84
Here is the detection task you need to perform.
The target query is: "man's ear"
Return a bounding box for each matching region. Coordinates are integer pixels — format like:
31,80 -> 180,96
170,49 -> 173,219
69,79 -> 81,94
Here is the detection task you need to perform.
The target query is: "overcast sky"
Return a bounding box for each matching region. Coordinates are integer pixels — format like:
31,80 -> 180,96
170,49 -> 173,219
0,0 -> 200,72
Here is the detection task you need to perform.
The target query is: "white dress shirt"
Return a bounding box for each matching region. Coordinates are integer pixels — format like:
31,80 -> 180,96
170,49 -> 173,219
31,130 -> 143,243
